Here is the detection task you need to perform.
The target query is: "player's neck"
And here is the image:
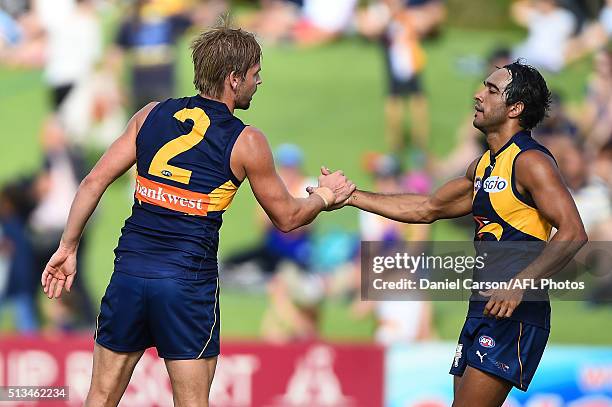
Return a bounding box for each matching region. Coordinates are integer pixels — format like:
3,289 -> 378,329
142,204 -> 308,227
485,125 -> 523,154
199,93 -> 236,114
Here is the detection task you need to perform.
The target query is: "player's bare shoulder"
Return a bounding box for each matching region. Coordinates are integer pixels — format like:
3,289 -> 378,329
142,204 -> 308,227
133,101 -> 159,128
236,126 -> 267,146
230,126 -> 272,181
514,149 -> 560,188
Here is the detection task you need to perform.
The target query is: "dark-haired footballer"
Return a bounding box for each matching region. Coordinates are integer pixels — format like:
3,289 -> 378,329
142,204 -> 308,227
322,61 -> 587,406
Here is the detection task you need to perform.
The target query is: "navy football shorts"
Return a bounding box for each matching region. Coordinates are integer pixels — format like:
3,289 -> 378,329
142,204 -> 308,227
95,271 -> 220,359
449,317 -> 549,391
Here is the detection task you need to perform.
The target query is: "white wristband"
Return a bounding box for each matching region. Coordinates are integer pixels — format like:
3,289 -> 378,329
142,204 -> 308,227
315,192 -> 329,209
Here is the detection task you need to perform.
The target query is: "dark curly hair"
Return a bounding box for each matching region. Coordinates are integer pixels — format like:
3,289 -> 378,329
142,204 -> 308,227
502,60 -> 551,130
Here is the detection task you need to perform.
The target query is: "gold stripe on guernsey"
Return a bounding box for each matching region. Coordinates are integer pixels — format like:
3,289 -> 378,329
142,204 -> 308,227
207,180 -> 238,212
517,322 -> 524,389
197,277 -> 219,359
94,312 -> 100,341
474,144 -> 552,240
488,144 -> 551,240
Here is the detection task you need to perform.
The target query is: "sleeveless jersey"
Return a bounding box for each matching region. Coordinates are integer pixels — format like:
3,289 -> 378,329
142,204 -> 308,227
469,130 -> 555,328
114,95 -> 245,278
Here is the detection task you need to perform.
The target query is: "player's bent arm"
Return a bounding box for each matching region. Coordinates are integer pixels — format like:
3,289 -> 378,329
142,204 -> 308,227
346,158 -> 478,223
60,102 -> 158,248
512,150 -> 588,282
231,127 -> 334,233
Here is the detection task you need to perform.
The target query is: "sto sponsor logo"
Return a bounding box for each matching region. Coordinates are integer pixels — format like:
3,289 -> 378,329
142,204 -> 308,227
482,176 -> 508,193
478,335 -> 496,348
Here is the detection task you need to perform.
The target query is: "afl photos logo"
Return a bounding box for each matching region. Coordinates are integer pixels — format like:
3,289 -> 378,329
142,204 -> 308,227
478,335 -> 496,348
482,176 -> 508,193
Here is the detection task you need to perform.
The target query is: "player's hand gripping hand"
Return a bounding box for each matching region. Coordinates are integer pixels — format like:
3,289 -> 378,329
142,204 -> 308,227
41,242 -> 78,299
480,281 -> 525,319
307,167 -> 356,210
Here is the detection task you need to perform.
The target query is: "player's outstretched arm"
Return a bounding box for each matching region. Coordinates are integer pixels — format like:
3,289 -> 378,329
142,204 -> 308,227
41,102 -> 157,299
231,127 -> 355,232
344,158 -> 479,223
482,150 -> 588,319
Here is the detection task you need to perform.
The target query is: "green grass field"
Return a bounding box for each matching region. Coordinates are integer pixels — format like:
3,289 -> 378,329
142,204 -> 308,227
1,24 -> 610,344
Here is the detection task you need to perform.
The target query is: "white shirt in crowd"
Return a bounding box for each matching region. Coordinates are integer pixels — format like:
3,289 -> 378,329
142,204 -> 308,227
513,7 -> 576,72
302,0 -> 357,33
571,176 -> 612,236
35,0 -> 102,87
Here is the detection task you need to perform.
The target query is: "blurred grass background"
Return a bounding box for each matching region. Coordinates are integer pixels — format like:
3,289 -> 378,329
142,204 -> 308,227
1,13 -> 609,343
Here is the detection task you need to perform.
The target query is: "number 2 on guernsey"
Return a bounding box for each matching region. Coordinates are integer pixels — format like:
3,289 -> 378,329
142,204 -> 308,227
148,107 -> 211,185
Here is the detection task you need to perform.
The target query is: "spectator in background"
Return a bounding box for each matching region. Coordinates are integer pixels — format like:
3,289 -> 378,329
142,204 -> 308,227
0,6 -> 23,50
579,46 -> 612,152
593,140 -> 612,196
35,0 -> 102,111
0,0 -> 102,111
244,0 -> 357,46
293,0 -> 358,46
592,140 -> 612,239
533,91 -> 579,139
588,140 -> 612,303
0,181 -> 38,333
1,0 -> 123,148
511,0 -> 576,72
224,144 -> 314,282
29,117 -> 95,329
0,1 -> 45,67
245,144 -> 325,343
548,136 -> 612,304
566,0 -> 612,63
548,137 -> 611,237
109,0 -> 226,112
358,0 -> 445,161
110,0 -> 192,112
352,154 -> 435,344
260,260 -> 325,343
242,0 -> 303,44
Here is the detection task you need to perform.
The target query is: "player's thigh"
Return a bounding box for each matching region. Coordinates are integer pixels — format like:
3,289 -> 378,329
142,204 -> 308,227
453,374 -> 461,396
165,356 -> 218,407
147,275 -> 220,360
452,365 -> 512,407
86,343 -> 144,406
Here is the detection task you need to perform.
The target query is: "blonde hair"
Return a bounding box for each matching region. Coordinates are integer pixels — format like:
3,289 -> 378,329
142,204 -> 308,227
190,24 -> 261,98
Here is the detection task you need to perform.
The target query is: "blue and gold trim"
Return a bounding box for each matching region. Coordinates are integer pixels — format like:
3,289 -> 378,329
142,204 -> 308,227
472,131 -> 554,242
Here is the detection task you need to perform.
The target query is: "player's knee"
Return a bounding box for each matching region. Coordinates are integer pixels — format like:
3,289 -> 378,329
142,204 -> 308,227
85,381 -> 122,407
84,389 -> 119,407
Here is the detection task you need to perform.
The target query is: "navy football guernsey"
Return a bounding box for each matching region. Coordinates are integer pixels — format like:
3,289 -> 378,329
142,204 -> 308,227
113,95 -> 245,278
450,131 -> 557,391
469,130 -> 556,329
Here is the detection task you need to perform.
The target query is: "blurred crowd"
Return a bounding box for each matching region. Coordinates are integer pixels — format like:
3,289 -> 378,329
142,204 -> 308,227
0,0 -> 611,345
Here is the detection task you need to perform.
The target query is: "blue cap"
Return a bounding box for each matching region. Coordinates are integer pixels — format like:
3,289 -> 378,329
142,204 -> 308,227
275,143 -> 304,168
